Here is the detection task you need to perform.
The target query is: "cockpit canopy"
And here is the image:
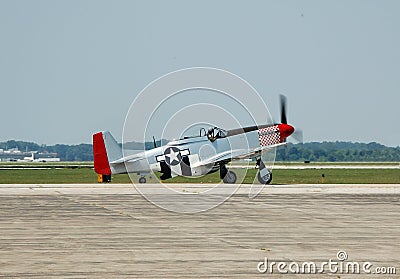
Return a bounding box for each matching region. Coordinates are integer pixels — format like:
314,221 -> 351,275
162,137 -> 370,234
207,127 -> 227,142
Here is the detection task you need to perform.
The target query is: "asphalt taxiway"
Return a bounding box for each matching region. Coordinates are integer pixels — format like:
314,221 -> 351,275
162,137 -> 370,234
0,184 -> 399,278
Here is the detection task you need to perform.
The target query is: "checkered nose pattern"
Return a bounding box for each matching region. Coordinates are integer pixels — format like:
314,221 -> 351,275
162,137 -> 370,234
258,125 -> 280,146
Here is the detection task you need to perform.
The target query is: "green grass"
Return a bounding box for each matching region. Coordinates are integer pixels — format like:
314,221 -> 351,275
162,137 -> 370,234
274,161 -> 400,166
0,167 -> 398,184
0,168 -> 100,184
0,162 -> 93,166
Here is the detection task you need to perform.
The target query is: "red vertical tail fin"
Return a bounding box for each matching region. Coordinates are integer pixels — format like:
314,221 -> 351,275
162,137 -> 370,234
93,132 -> 112,175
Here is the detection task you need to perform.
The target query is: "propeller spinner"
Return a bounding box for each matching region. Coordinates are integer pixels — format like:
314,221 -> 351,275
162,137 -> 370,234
277,94 -> 302,143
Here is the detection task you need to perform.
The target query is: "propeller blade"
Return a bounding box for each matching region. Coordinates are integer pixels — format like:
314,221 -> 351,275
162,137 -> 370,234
280,94 -> 287,124
278,94 -> 302,144
292,129 -> 303,144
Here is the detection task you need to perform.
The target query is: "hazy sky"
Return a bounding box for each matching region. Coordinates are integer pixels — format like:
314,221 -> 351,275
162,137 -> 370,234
1,0 -> 399,146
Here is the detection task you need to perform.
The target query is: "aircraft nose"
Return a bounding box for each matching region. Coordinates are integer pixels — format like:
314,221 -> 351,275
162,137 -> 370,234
278,123 -> 295,142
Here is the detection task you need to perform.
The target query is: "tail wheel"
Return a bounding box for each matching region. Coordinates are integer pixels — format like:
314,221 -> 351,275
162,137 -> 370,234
139,177 -> 147,183
257,171 -> 272,184
102,174 -> 112,183
222,170 -> 237,184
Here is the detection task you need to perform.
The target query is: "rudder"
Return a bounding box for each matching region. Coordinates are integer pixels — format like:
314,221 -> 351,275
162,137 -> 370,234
93,132 -> 112,175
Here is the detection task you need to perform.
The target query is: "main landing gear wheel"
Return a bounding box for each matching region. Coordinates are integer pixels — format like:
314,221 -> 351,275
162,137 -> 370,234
220,164 -> 237,184
257,171 -> 272,184
223,171 -> 237,184
256,158 -> 272,184
139,177 -> 147,183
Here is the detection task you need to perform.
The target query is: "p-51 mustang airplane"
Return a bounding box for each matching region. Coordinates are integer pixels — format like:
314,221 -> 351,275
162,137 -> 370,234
93,95 -> 299,184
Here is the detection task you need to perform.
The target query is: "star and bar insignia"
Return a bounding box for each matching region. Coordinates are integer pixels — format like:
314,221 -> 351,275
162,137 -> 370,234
156,147 -> 190,166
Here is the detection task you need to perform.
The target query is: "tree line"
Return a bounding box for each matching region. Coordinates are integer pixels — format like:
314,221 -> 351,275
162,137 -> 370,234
1,140 -> 399,162
277,142 -> 400,162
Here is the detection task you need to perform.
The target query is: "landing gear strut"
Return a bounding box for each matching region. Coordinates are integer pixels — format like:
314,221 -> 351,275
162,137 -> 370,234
220,165 -> 237,184
256,159 -> 272,184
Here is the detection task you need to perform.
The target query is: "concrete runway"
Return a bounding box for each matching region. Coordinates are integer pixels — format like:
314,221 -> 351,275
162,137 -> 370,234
0,184 -> 399,278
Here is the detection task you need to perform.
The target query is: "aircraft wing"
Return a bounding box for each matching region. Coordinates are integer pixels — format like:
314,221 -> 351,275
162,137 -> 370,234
109,142 -> 286,170
191,142 -> 286,168
251,142 -> 287,155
